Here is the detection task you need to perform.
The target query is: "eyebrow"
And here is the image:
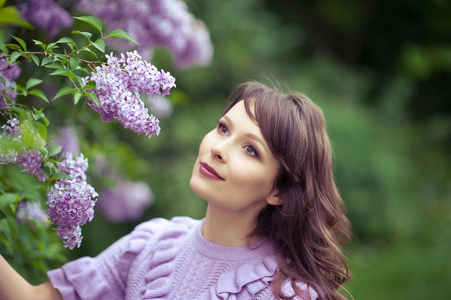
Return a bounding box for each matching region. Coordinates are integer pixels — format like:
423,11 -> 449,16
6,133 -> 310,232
223,115 -> 269,153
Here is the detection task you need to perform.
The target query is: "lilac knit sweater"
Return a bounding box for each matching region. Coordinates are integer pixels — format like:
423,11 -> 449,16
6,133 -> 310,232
48,217 -> 317,299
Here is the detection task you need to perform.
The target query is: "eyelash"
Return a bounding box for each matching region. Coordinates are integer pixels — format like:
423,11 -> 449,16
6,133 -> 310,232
217,122 -> 260,158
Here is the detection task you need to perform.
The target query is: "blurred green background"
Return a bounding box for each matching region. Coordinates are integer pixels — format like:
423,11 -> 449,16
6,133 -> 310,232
3,0 -> 451,298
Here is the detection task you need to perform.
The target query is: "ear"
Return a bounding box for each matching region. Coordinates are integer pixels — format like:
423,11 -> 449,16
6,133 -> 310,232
266,188 -> 284,206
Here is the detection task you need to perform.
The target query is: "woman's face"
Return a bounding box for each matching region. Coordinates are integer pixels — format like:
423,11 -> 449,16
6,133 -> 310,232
190,100 -> 280,216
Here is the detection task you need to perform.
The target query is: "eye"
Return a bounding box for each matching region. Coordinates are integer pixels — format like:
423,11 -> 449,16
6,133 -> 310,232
244,145 -> 259,158
217,122 -> 229,135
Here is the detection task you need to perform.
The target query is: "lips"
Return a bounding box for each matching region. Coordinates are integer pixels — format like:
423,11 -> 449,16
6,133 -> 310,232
199,162 -> 224,181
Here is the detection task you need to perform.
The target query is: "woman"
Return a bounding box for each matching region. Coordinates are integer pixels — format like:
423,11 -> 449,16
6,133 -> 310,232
0,81 -> 351,299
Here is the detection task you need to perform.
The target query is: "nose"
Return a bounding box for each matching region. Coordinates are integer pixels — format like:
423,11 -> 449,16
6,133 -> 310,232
211,140 -> 227,162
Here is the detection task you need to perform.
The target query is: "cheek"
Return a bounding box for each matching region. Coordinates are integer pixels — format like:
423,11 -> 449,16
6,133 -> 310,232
197,133 -> 212,157
230,164 -> 275,194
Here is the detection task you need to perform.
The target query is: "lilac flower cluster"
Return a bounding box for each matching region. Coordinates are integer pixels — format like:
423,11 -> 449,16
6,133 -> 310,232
85,51 -> 176,137
0,56 -> 21,108
1,118 -> 20,137
17,0 -> 73,37
46,154 -> 98,249
51,127 -> 80,156
16,201 -> 48,224
97,181 -> 153,222
17,149 -> 46,181
78,0 -> 213,68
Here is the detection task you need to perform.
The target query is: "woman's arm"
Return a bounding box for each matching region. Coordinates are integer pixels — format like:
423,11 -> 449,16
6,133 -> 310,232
0,255 -> 62,300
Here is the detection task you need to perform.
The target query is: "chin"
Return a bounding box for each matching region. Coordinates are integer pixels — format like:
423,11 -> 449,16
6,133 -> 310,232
189,176 -> 209,202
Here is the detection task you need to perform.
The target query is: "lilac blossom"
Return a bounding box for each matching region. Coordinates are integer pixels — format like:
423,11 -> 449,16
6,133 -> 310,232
77,0 -> 213,68
17,0 -> 73,38
0,57 -> 21,108
57,153 -> 88,182
46,153 -> 98,249
47,179 -> 97,249
97,181 -> 153,222
51,127 -> 80,156
85,51 -> 176,137
16,201 -> 48,224
1,118 -> 20,137
17,149 -> 46,181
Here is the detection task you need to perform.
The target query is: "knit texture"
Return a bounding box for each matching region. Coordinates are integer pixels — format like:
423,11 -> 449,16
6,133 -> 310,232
48,217 -> 317,299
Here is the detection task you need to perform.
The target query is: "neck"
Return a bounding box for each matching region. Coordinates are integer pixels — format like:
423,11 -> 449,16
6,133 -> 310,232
202,204 -> 261,246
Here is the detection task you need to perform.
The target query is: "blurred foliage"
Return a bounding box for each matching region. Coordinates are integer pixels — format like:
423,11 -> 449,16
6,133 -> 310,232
1,0 -> 450,298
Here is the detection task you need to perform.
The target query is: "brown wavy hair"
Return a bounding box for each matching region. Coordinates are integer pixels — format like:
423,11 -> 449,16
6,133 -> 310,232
223,81 -> 352,299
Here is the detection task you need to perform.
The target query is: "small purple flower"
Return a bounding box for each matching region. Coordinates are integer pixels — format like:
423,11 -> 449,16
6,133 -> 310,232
0,56 -> 21,108
97,181 -> 153,223
17,0 -> 73,38
51,127 -> 80,156
16,201 -> 48,224
17,149 -> 46,181
57,153 -> 88,182
85,51 -> 176,137
1,118 -> 20,137
47,179 -> 98,249
55,225 -> 83,250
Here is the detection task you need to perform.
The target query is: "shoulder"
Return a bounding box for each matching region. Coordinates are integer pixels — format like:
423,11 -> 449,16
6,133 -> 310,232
129,216 -> 200,252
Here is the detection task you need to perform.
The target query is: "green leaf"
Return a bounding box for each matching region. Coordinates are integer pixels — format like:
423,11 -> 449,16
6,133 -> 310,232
72,30 -> 92,41
41,57 -> 51,66
49,69 -> 77,81
75,96 -> 86,112
56,37 -> 77,48
11,35 -> 26,51
74,16 -> 103,34
75,67 -> 89,75
84,91 -> 99,106
37,121 -> 48,140
80,48 -> 98,59
73,91 -> 83,105
29,89 -> 49,102
9,51 -> 20,63
32,39 -> 46,50
92,38 -> 105,53
0,193 -> 17,207
49,173 -> 71,184
106,29 -> 138,44
46,42 -> 58,51
82,84 -> 96,91
5,43 -> 20,51
53,86 -> 77,100
0,6 -> 33,28
69,57 -> 79,70
25,78 -> 42,90
16,85 -> 27,97
48,145 -> 62,157
44,62 -> 64,69
30,54 -> 40,66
